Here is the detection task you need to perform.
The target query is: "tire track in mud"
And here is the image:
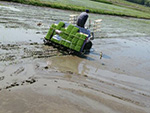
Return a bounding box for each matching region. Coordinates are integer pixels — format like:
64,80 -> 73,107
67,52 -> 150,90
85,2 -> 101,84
10,67 -> 25,76
0,64 -> 37,92
0,42 -> 63,92
47,67 -> 149,108
58,71 -> 150,108
81,83 -> 146,107
58,86 -> 147,113
0,42 -> 60,63
85,77 -> 150,108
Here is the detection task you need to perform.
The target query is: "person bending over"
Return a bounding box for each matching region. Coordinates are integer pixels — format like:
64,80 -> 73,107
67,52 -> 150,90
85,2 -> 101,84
77,9 -> 89,28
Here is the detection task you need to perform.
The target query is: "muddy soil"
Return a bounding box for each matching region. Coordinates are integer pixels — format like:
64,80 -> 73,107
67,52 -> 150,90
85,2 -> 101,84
0,1 -> 150,113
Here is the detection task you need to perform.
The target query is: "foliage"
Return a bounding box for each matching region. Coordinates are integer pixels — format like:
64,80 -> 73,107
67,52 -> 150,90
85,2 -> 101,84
90,0 -> 112,4
126,0 -> 150,6
91,0 -> 150,13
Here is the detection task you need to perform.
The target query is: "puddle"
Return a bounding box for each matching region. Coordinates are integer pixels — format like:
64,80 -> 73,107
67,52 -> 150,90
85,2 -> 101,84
91,37 -> 150,79
0,26 -> 43,43
47,56 -> 85,74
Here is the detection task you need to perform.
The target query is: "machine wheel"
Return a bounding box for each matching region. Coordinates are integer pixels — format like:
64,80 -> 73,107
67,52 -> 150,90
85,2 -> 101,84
83,41 -> 92,51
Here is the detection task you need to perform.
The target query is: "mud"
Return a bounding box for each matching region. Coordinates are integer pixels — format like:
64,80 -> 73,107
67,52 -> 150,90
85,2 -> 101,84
0,1 -> 150,113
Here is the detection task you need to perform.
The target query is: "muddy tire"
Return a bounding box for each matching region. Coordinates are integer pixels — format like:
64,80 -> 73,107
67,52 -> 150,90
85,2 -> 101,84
83,41 -> 92,51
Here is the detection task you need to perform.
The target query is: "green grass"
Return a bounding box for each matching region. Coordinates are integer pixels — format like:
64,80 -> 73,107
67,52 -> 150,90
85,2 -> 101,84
3,0 -> 150,19
72,37 -> 78,45
77,39 -> 84,47
45,27 -> 54,40
90,0 -> 113,4
70,44 -> 76,50
92,0 -> 150,13
39,0 -> 150,19
70,27 -> 79,35
56,21 -> 65,30
45,24 -> 57,40
74,45 -> 81,52
47,22 -> 87,52
65,24 -> 75,34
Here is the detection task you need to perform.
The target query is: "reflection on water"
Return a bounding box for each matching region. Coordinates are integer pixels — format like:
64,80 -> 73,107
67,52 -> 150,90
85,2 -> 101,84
47,56 -> 87,75
0,27 -> 43,43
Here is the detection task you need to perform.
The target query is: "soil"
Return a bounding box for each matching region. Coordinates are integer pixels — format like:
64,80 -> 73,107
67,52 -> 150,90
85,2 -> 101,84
0,1 -> 150,113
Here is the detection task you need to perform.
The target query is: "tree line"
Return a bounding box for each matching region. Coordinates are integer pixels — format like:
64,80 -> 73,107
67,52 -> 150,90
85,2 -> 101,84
126,0 -> 150,7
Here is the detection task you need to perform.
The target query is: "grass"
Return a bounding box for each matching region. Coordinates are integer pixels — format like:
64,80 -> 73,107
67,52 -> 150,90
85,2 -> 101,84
2,0 -> 150,19
92,0 -> 150,13
47,22 -> 86,52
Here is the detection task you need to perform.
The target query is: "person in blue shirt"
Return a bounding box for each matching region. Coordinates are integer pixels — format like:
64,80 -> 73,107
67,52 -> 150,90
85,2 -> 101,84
77,9 -> 89,28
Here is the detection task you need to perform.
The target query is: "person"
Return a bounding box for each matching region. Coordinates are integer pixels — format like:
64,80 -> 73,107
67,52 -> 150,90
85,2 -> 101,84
76,9 -> 89,28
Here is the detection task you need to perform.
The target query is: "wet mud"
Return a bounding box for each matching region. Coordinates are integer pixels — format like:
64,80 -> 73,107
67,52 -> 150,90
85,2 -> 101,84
0,1 -> 150,113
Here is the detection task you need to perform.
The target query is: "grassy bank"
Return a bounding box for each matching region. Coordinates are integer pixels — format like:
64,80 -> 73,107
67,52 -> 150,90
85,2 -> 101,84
92,0 -> 150,13
2,0 -> 150,19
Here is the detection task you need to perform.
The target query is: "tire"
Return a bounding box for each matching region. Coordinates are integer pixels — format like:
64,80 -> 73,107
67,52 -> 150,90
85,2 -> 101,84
83,41 -> 92,51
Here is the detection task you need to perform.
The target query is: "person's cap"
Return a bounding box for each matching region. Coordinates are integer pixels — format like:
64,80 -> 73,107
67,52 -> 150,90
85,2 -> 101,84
85,9 -> 89,13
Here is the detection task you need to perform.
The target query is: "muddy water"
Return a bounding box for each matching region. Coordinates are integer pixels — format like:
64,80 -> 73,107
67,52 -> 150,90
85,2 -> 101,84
0,1 -> 150,112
